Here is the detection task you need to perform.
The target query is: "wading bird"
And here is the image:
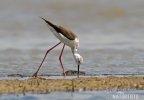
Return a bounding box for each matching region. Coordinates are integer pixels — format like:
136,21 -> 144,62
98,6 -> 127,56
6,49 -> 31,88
32,18 -> 83,77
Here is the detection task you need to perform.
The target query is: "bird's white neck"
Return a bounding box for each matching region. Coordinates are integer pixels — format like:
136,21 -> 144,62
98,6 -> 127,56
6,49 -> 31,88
72,48 -> 78,54
72,48 -> 82,65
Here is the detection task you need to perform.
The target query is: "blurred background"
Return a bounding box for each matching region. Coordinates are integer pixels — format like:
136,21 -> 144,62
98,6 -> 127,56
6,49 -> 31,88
0,0 -> 144,76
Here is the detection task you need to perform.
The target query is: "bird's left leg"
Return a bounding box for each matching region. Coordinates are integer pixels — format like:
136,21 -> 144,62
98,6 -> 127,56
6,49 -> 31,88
59,44 -> 66,77
32,42 -> 61,77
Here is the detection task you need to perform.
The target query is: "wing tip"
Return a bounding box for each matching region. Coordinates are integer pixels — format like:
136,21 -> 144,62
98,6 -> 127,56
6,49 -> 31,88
40,17 -> 57,28
40,17 -> 48,23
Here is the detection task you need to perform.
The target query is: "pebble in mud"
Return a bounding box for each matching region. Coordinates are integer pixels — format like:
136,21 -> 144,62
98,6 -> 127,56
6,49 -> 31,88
7,74 -> 23,77
63,70 -> 85,76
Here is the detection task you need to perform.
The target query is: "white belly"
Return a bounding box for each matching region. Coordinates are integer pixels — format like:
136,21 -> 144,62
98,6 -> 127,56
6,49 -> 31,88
58,34 -> 79,49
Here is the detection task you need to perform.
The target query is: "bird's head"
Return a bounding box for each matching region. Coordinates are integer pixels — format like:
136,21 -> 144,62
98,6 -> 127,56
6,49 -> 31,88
74,53 -> 83,77
74,53 -> 83,65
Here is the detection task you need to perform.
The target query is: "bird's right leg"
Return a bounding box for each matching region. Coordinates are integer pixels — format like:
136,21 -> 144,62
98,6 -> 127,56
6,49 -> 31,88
32,42 -> 61,77
59,44 -> 66,77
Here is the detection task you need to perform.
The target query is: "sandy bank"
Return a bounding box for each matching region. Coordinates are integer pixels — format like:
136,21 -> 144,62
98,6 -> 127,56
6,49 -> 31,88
0,76 -> 144,93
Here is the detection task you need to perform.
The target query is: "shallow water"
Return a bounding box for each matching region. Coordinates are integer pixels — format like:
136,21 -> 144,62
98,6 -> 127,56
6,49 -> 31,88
0,0 -> 144,99
0,90 -> 144,100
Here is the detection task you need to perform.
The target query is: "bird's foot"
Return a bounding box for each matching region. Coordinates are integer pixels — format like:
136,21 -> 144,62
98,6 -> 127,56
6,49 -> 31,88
32,72 -> 38,78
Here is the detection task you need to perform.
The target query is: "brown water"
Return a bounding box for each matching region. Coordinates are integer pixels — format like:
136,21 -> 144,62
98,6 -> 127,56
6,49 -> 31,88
0,0 -> 144,99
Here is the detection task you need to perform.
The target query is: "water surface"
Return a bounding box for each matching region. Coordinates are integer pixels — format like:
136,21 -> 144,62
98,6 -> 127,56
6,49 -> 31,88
0,90 -> 144,100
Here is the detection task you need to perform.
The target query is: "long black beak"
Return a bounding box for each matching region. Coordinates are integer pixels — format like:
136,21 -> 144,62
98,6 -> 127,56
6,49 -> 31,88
78,64 -> 80,78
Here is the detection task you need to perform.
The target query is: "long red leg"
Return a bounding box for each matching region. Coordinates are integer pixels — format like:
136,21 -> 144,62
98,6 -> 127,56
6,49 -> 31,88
59,44 -> 66,76
32,42 -> 61,77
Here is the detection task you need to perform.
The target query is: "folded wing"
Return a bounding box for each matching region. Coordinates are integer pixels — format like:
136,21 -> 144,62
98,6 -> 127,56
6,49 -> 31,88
41,17 -> 77,40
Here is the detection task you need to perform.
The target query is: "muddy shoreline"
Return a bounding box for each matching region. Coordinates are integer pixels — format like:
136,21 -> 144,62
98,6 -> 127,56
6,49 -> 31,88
0,76 -> 144,94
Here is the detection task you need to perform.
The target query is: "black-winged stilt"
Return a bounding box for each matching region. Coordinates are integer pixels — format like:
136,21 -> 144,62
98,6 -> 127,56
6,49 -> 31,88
32,18 -> 83,77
